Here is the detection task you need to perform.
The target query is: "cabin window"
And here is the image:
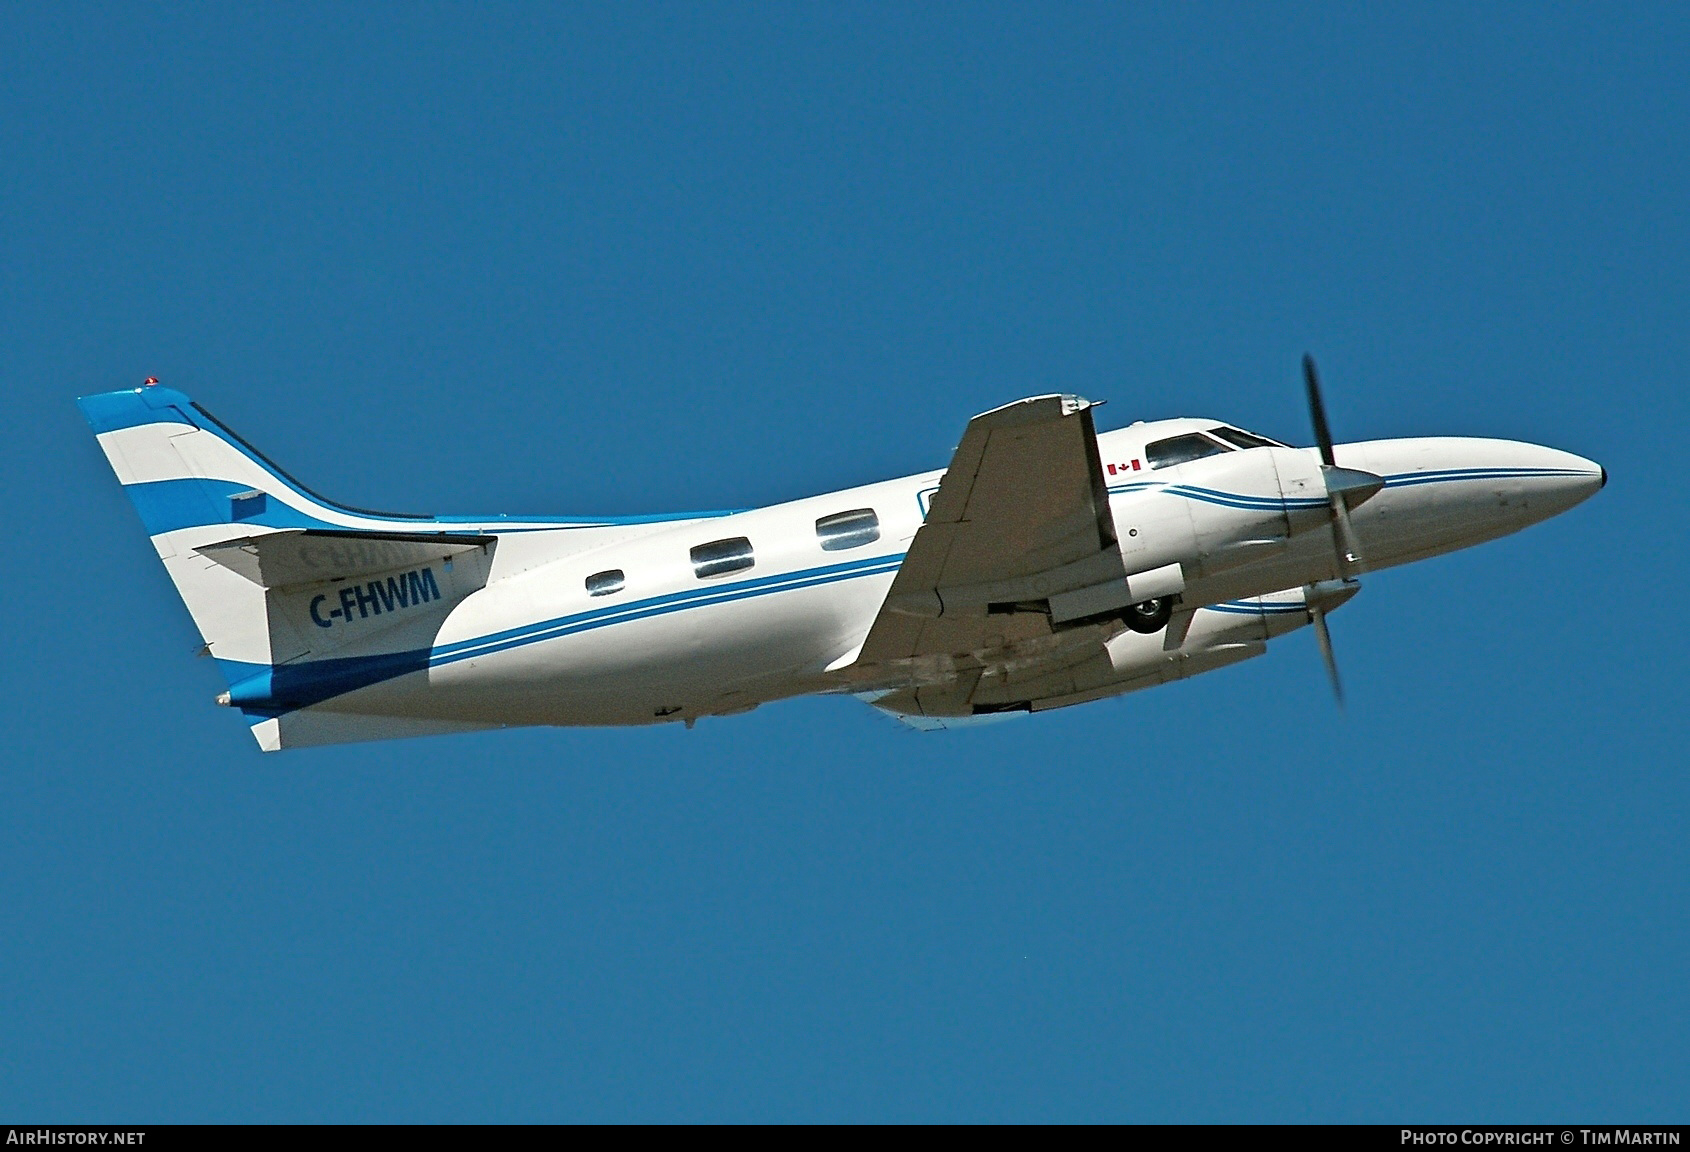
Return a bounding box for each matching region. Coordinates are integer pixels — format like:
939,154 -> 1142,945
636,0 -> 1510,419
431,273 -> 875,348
1145,432 -> 1232,470
585,569 -> 625,597
815,508 -> 881,551
690,537 -> 754,579
1210,426 -> 1282,451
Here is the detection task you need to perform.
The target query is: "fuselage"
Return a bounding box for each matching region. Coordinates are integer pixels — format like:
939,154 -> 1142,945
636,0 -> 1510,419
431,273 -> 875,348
336,419 -> 1603,729
77,384 -> 1607,749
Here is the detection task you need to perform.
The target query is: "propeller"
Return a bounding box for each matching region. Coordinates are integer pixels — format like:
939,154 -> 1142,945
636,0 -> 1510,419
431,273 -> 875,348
1303,353 -> 1382,574
1310,602 -> 1343,707
1300,354 -> 1383,706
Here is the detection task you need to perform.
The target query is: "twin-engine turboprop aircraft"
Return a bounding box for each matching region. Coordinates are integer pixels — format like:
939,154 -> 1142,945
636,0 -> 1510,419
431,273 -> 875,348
78,360 -> 1604,751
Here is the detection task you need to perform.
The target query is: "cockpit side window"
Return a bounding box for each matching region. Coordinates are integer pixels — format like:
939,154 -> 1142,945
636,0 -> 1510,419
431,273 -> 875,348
1210,426 -> 1283,451
1145,432 -> 1232,470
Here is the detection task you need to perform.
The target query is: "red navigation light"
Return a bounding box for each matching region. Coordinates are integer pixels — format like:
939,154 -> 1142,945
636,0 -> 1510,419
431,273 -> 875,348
143,377 -> 159,387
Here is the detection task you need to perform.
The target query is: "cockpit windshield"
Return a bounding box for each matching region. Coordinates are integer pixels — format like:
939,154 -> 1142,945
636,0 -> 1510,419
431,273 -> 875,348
1144,426 -> 1287,470
1145,432 -> 1231,470
1209,425 -> 1284,451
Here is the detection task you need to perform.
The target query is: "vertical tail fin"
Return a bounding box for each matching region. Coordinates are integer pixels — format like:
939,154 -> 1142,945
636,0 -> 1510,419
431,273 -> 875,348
79,385 -> 332,674
77,384 -> 442,537
78,384 -> 496,751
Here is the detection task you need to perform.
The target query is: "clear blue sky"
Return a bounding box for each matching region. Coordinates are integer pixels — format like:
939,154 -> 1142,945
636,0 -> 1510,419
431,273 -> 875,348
2,2 -> 1684,1122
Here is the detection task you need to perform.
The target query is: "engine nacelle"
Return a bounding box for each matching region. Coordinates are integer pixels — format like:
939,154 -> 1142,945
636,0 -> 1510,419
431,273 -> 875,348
1109,445 -> 1298,585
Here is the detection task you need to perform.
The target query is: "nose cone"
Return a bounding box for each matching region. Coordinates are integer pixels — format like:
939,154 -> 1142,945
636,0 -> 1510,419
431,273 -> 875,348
1349,437 -> 1604,566
1566,452 -> 1606,502
1492,442 -> 1606,518
1543,446 -> 1606,511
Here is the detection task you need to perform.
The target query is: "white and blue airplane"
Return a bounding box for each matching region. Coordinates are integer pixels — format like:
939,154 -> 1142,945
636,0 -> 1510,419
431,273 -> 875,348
79,360 -> 1604,751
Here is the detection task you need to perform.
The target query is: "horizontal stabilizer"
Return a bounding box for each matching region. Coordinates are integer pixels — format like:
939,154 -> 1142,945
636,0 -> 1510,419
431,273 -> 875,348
196,529 -> 496,590
249,708 -> 503,752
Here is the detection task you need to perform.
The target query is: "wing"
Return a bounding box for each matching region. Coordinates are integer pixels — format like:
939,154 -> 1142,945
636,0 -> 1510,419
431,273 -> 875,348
854,394 -> 1132,668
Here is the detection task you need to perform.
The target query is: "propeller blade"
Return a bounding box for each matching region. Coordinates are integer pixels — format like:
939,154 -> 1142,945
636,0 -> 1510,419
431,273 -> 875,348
1310,603 -> 1345,707
1303,352 -> 1380,575
1302,359 -> 1368,700
1303,353 -> 1337,468
1330,490 -> 1363,570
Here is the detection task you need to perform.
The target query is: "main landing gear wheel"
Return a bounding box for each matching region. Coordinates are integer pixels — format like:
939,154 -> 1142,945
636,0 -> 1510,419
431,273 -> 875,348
1125,598 -> 1174,634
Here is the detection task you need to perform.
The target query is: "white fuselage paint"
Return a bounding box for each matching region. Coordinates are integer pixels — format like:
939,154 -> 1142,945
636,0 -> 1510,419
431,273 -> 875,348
316,421 -> 1603,731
